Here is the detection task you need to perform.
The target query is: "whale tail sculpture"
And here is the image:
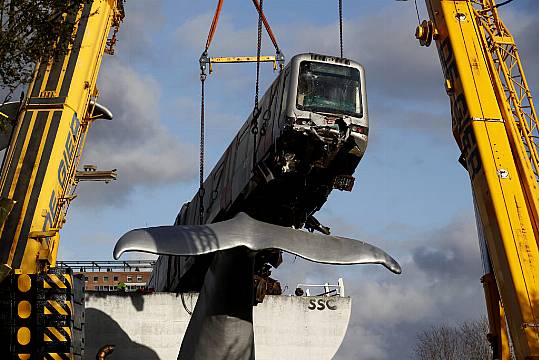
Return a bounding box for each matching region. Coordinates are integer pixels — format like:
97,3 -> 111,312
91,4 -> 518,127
114,212 -> 401,359
114,212 -> 401,273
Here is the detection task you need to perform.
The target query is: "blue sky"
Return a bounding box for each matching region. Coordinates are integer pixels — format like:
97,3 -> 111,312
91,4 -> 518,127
57,1 -> 539,358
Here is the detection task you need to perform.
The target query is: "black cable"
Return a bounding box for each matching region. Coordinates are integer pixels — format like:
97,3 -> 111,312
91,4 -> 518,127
199,70 -> 206,225
252,0 -> 264,168
338,0 -> 343,58
254,0 -> 264,112
181,292 -> 193,315
414,0 -> 421,24
494,0 -> 516,8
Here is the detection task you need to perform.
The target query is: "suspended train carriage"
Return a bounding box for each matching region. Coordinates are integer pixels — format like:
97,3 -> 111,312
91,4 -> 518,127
147,53 -> 372,292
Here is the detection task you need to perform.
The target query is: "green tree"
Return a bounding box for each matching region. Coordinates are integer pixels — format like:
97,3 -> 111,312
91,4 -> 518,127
0,0 -> 86,100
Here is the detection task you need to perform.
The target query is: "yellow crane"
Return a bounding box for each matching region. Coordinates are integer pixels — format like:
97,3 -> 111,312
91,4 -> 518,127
416,0 -> 539,358
1,0 -> 536,358
0,0 -> 124,358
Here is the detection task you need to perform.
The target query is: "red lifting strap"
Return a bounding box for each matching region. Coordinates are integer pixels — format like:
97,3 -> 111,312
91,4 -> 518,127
251,0 -> 281,54
205,0 -> 224,53
204,0 -> 281,55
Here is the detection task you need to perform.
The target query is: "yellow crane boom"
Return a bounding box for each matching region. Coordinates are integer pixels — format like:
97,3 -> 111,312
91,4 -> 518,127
417,0 -> 539,358
0,1 -> 123,358
0,0 -> 123,274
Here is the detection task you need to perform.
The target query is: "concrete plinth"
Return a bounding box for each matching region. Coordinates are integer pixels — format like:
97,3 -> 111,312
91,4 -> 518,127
85,293 -> 351,360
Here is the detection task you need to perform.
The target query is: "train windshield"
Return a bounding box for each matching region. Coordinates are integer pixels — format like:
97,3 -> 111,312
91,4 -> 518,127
296,61 -> 362,118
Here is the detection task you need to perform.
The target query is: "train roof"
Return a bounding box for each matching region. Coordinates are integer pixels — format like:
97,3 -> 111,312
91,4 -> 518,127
289,53 -> 364,69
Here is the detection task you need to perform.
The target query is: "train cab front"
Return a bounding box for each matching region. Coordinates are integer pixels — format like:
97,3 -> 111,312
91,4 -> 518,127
288,53 -> 369,162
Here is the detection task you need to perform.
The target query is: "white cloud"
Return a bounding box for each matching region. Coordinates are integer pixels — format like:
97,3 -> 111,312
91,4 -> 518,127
339,323 -> 388,360
115,0 -> 166,63
174,12 -> 276,57
77,59 -> 197,206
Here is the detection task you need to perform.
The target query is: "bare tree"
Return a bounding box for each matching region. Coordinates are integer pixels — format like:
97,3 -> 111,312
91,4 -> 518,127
414,318 -> 492,360
0,0 -> 87,100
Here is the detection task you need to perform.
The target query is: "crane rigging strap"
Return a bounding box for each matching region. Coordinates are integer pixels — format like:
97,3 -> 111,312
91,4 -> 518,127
204,0 -> 224,53
198,0 -> 283,223
203,0 -> 282,56
251,0 -> 281,55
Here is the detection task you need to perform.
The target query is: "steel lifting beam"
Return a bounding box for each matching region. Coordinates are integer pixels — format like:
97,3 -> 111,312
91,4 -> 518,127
202,55 -> 283,74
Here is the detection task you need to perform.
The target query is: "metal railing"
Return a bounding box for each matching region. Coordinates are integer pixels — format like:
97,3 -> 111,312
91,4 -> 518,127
57,260 -> 155,272
295,278 -> 345,297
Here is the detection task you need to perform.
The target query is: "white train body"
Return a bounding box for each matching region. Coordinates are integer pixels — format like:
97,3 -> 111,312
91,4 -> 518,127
150,53 -> 369,291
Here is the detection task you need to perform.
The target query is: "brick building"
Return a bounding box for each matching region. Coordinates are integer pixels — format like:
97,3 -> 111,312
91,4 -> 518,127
58,260 -> 155,292
81,271 -> 151,292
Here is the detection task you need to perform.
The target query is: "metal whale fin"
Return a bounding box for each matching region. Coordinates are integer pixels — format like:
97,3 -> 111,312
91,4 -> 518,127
113,212 -> 402,274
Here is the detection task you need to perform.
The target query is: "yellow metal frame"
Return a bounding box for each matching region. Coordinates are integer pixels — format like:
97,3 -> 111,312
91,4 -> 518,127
475,0 -> 539,235
208,55 -> 278,73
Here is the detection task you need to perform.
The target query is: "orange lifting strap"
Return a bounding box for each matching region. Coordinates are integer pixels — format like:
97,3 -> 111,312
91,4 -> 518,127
203,0 -> 282,56
250,0 -> 281,55
204,0 -> 224,53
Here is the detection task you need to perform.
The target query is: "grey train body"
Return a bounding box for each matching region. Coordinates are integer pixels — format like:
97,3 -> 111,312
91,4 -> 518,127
150,53 -> 369,292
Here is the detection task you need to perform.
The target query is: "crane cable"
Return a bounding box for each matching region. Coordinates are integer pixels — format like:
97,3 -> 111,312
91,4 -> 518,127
253,0 -> 264,124
197,0 -> 223,224
494,0 -> 516,8
251,0 -> 264,147
198,69 -> 206,224
413,0 -> 421,25
338,0 -> 343,58
251,0 -> 264,168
